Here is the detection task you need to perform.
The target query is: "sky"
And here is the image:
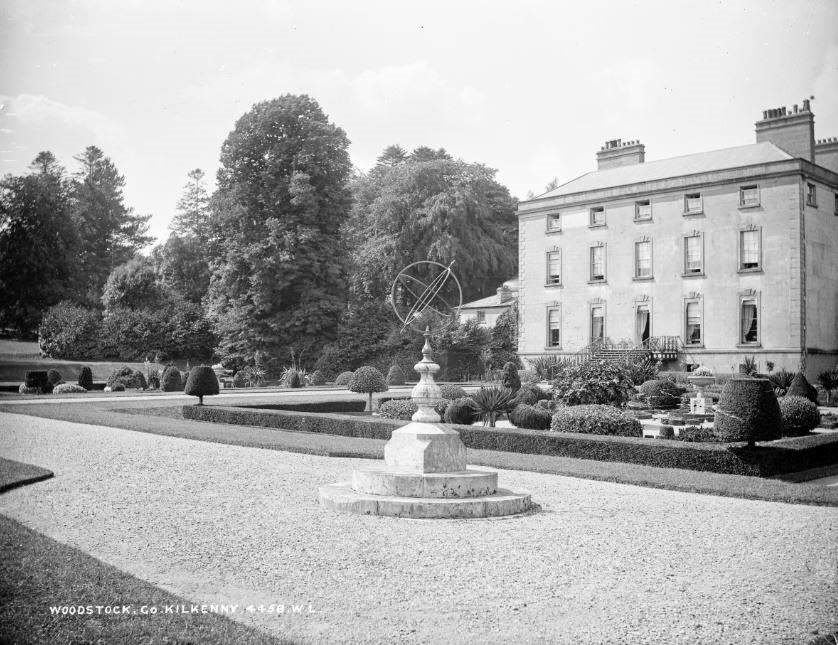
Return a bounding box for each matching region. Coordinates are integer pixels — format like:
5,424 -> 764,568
1,0 -> 837,245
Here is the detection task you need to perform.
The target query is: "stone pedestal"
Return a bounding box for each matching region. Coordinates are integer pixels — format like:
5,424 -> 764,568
319,328 -> 533,519
689,396 -> 713,415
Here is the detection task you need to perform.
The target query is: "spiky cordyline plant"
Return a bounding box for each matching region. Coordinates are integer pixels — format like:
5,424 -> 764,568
471,386 -> 515,428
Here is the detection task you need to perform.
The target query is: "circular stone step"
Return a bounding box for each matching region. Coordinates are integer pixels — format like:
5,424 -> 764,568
318,482 -> 533,519
352,467 -> 497,498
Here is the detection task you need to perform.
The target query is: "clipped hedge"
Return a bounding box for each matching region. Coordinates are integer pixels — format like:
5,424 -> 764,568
779,395 -> 820,436
551,405 -> 642,437
182,404 -> 838,477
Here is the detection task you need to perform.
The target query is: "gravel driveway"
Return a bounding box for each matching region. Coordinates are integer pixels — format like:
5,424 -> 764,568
1,411 -> 836,644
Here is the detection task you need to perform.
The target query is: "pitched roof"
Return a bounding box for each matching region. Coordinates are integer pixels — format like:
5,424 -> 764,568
538,142 -> 793,199
460,294 -> 517,310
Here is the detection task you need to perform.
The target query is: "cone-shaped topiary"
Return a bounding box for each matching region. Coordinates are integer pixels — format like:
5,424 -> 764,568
386,364 -> 406,386
78,366 -> 94,390
162,366 -> 182,392
184,365 -> 220,405
714,377 -> 782,446
47,369 -> 63,386
309,370 -> 326,386
501,362 -> 521,392
335,371 -> 354,387
348,365 -> 388,412
778,395 -> 820,436
786,372 -> 818,404
443,397 -> 478,425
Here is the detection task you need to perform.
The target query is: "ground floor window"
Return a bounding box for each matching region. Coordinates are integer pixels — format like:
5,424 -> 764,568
476,310 -> 486,324
591,305 -> 605,342
685,300 -> 702,345
636,304 -> 650,345
547,307 -> 561,347
741,298 -> 758,343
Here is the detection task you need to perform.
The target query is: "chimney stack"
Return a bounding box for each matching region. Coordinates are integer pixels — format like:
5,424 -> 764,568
496,285 -> 513,304
815,136 -> 838,174
596,139 -> 645,170
755,99 -> 815,162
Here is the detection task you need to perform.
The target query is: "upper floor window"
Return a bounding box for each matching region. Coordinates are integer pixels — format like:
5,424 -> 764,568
547,307 -> 561,348
546,250 -> 562,285
685,300 -> 702,346
739,229 -> 761,271
634,199 -> 652,221
590,245 -> 606,282
589,206 -> 606,227
684,192 -> 703,215
476,310 -> 486,324
635,240 -> 652,278
684,234 -> 703,275
807,182 -> 817,207
739,185 -> 760,207
741,298 -> 759,344
546,213 -> 561,232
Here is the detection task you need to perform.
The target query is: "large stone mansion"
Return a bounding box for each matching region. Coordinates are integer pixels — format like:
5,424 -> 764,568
516,100 -> 838,377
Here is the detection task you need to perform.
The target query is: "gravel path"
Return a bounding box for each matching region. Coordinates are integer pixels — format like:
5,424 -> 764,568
1,412 -> 836,644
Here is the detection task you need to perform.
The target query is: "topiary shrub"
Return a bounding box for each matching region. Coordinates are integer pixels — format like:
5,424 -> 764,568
444,397 -> 478,425
18,384 -> 39,394
47,369 -> 63,386
78,366 -> 94,390
509,403 -> 552,430
378,398 -> 417,420
107,366 -> 146,390
638,379 -> 682,410
552,359 -> 635,407
386,365 -> 406,386
787,372 -> 818,404
439,384 -> 468,401
714,378 -> 782,446
501,362 -> 521,392
512,383 -> 550,407
53,383 -> 87,394
232,370 -> 247,388
348,366 -> 388,412
550,404 -> 642,437
162,366 -> 183,392
184,365 -> 220,405
25,371 -> 51,394
309,370 -> 326,386
676,425 -> 719,442
658,425 -> 675,439
779,395 -> 820,437
335,371 -> 354,387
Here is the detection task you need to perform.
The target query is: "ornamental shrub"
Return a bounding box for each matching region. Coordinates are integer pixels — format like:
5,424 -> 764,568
47,369 -> 63,386
107,366 -> 146,390
768,369 -> 795,395
550,405 -> 642,437
232,370 -> 248,388
161,366 -> 182,392
439,384 -> 468,401
348,366 -> 388,412
386,365 -> 406,386
512,383 -> 551,407
552,359 -> 635,407
25,371 -> 51,393
658,425 -> 675,439
184,365 -> 220,405
779,395 -> 820,436
787,372 -> 818,404
18,384 -> 39,394
37,301 -> 101,360
501,362 -> 521,392
443,397 -> 478,425
471,386 -> 515,427
676,425 -> 719,443
147,368 -> 161,390
335,371 -> 354,386
714,378 -> 782,445
53,383 -> 87,394
621,357 -> 660,386
509,403 -> 552,430
78,366 -> 94,390
638,379 -> 682,410
309,370 -> 326,386
284,368 -> 303,388
378,398 -> 417,420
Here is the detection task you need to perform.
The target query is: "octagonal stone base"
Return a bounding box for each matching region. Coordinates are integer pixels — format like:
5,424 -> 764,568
352,466 -> 497,498
383,422 -> 466,473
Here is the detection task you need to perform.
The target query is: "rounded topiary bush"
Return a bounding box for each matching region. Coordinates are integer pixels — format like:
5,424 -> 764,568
439,384 -> 468,400
787,372 -> 818,403
25,370 -> 51,394
232,370 -> 247,388
47,369 -> 63,386
309,370 -> 326,386
779,395 -> 820,436
501,362 -> 521,392
714,377 -> 782,445
108,383 -> 125,392
184,365 -> 220,405
550,404 -> 642,437
509,403 -> 552,430
378,398 -> 417,420
162,366 -> 183,392
638,379 -> 682,410
386,365 -> 406,386
348,366 -> 388,412
335,371 -> 354,387
443,397 -> 478,425
512,383 -> 550,407
53,383 -> 87,394
78,366 -> 94,390
107,366 -> 146,390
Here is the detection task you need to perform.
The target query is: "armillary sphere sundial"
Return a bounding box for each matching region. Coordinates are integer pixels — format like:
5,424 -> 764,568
318,261 -> 533,519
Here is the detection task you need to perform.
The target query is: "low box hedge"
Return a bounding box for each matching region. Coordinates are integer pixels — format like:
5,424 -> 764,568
182,404 -> 838,477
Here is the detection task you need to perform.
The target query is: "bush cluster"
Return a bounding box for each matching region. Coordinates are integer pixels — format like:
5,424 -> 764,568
18,384 -> 40,394
779,395 -> 820,436
107,366 -> 147,390
509,404 -> 552,430
438,384 -> 467,400
551,359 -> 635,407
386,365 -> 406,386
309,370 -> 326,386
512,383 -> 550,407
443,398 -> 478,425
334,371 -> 354,386
676,425 -> 719,443
378,398 -> 417,420
714,378 -> 782,445
638,379 -> 683,410
550,404 -> 642,437
53,383 -> 87,394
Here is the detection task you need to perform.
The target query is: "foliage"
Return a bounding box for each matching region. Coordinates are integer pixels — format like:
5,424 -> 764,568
550,405 -> 642,437
676,426 -> 719,442
309,370 -> 326,386
161,366 -> 183,392
314,299 -> 394,377
348,366 -> 387,394
638,379 -> 682,410
509,404 -> 552,430
232,370 -> 248,388
107,366 -> 146,390
152,233 -> 210,304
519,369 -> 539,384
551,359 -> 635,407
768,369 -> 795,396
334,371 -> 354,386
38,302 -> 101,360
529,354 -> 566,381
283,368 -> 303,388
501,361 -> 521,392
779,396 -> 820,436
692,365 -> 714,377
658,425 -> 675,439
107,383 -> 125,392
47,369 -> 63,385
53,383 -> 87,394
787,372 -> 818,404
184,365 -> 220,404
170,169 -> 211,244
18,384 -> 39,394
619,356 -> 660,386
443,398 -> 478,425
470,386 -> 515,427
439,384 -> 468,400
386,364 -> 406,386
147,368 -> 160,390
100,256 -> 164,311
25,371 -> 51,393
817,368 -> 838,405
77,366 -> 94,390
378,398 -> 417,420
714,378 -> 782,445
511,383 -> 550,407
740,355 -> 759,376
489,304 -> 519,370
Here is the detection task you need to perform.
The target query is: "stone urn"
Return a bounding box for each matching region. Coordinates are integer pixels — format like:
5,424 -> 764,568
687,375 -> 715,414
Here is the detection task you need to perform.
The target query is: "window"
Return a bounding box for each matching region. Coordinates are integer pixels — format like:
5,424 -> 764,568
546,213 -> 561,232
589,206 -> 605,226
589,245 -> 606,281
739,185 -> 759,207
636,304 -> 651,346
546,250 -> 562,285
684,192 -> 703,215
635,200 -> 652,220
834,193 -> 837,216
684,234 -> 703,275
807,182 -> 817,207
635,240 -> 652,278
685,301 -> 702,345
547,307 -> 561,348
740,298 -> 759,344
739,229 -> 761,270
476,311 -> 486,324
590,305 -> 605,342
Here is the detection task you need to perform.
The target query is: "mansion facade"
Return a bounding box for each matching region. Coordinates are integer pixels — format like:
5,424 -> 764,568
516,100 -> 838,378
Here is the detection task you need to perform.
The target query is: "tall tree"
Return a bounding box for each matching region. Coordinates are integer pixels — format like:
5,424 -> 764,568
206,94 -> 353,369
152,233 -> 211,304
375,145 -> 407,168
0,153 -> 79,334
171,168 -> 211,243
408,146 -> 451,163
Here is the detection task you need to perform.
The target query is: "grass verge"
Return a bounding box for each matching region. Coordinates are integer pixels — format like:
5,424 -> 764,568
0,458 -> 53,493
